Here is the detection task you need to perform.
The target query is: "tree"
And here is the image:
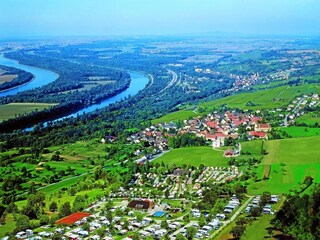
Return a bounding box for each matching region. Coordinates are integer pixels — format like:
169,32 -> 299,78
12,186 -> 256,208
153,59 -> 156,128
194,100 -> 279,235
123,219 -> 129,230
161,220 -> 168,229
164,189 -> 170,198
251,207 -> 261,217
51,233 -> 64,240
6,202 -> 18,213
82,222 -> 90,231
59,202 -> 71,218
69,187 -> 77,196
199,214 -> 206,228
39,214 -> 50,225
22,191 -> 46,219
230,225 -> 245,239
96,227 -> 106,238
183,213 -> 190,222
136,212 -> 144,223
15,214 -> 31,232
260,191 -> 271,207
72,195 -> 86,212
176,233 -> 187,240
106,210 -> 113,223
132,232 -> 140,240
186,226 -> 197,240
49,201 -> 58,212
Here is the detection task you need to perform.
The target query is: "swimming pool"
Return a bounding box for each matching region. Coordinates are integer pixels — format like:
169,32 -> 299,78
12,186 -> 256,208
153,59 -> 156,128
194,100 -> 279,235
153,211 -> 166,217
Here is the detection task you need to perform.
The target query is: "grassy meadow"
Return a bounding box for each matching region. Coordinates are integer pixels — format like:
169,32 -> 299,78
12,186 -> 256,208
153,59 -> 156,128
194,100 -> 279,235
248,136 -> 320,194
154,146 -> 230,167
296,112 -> 320,125
151,109 -> 197,124
280,126 -> 320,138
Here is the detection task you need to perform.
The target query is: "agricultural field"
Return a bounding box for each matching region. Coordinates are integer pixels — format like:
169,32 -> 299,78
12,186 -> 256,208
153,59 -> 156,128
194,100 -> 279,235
0,74 -> 17,83
200,83 -> 320,111
279,126 -> 320,138
295,112 -> 320,125
151,82 -> 320,125
151,108 -> 197,124
240,140 -> 263,156
45,140 -> 108,161
247,136 -> 320,194
154,146 -> 230,167
0,102 -> 57,122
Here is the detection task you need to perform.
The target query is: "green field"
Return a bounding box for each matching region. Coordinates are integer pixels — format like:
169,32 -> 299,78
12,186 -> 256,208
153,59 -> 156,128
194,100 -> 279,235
154,146 -> 229,167
151,109 -> 197,124
0,102 -> 57,122
200,83 -> 320,111
296,112 -> 320,125
280,126 -> 320,138
248,136 -> 320,194
0,214 -> 16,238
241,140 -> 263,156
48,140 -> 109,158
151,82 -> 320,124
242,215 -> 273,240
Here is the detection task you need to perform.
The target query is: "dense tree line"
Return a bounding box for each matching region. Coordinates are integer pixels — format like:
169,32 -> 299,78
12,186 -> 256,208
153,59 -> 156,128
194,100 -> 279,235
272,184 -> 320,239
168,133 -> 206,148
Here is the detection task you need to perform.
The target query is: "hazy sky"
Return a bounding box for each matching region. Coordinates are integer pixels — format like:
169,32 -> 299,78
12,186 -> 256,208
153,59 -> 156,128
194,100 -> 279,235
1,0 -> 319,37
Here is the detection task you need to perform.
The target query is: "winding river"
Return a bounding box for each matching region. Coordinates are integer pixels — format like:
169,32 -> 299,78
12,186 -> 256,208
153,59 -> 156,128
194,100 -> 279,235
0,55 -> 149,122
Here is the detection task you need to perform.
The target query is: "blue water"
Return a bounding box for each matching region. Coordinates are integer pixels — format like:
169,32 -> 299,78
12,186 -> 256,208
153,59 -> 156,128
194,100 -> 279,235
0,54 -> 59,97
153,211 -> 166,217
55,71 -> 148,121
0,54 -> 149,123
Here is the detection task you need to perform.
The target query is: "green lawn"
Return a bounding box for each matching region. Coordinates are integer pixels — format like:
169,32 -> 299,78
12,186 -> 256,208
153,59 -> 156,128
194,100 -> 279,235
154,146 -> 229,167
0,102 -> 57,122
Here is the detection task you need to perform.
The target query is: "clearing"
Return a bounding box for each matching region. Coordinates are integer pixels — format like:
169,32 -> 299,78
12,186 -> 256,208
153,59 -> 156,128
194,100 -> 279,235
0,102 -> 57,122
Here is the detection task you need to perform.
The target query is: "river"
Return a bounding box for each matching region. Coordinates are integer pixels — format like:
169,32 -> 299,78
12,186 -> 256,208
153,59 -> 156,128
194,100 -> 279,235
0,54 -> 59,97
0,55 -> 149,122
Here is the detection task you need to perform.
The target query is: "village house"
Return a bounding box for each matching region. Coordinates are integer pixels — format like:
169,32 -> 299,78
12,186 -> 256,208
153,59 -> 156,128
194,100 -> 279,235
127,199 -> 155,211
254,123 -> 271,132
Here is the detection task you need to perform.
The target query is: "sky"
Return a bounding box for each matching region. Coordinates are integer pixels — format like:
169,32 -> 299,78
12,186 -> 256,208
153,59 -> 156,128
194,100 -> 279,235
0,0 -> 319,38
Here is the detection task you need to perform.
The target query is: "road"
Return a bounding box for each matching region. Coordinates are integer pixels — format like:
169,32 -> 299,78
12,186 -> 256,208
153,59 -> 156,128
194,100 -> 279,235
168,196 -> 253,239
158,69 -> 178,96
283,97 -> 305,127
210,196 -> 254,238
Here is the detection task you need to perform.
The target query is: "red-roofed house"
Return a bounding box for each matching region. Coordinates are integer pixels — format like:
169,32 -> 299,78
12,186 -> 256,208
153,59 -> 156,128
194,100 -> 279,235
249,131 -> 267,139
251,116 -> 262,124
254,123 -> 271,132
206,120 -> 218,129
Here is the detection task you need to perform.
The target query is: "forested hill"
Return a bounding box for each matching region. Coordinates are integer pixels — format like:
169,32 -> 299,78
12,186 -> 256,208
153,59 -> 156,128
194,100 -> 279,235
272,184 -> 320,239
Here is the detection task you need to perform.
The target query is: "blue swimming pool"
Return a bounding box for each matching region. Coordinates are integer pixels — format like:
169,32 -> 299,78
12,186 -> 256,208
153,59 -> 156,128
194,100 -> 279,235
153,211 -> 166,217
